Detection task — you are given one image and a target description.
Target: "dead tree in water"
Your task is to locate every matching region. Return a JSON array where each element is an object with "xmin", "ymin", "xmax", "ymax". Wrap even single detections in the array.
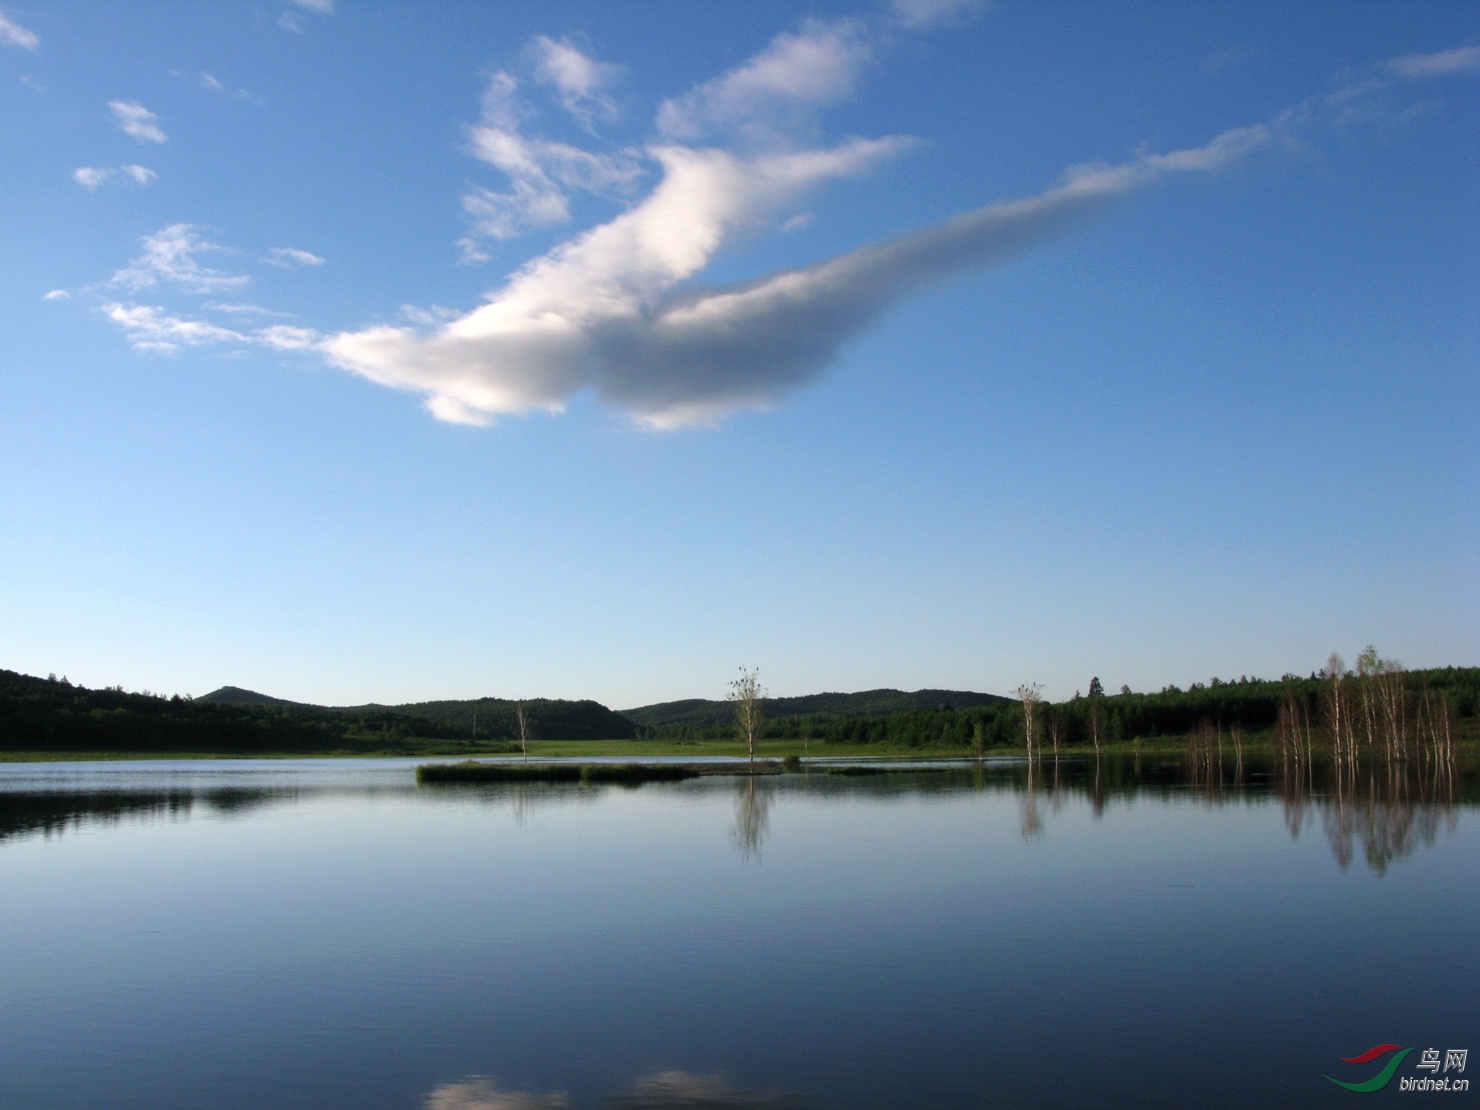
[
  {"xmin": 1013, "ymin": 683, "xmax": 1042, "ymax": 760},
  {"xmin": 515, "ymin": 702, "xmax": 534, "ymax": 760},
  {"xmin": 728, "ymin": 667, "xmax": 767, "ymax": 766},
  {"xmin": 1087, "ymin": 677, "xmax": 1105, "ymax": 758},
  {"xmin": 1322, "ymin": 653, "xmax": 1350, "ymax": 767}
]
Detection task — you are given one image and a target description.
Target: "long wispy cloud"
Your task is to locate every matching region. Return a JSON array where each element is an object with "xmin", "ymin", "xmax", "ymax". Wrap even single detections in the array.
[
  {"xmin": 91, "ymin": 20, "xmax": 1478, "ymax": 429},
  {"xmin": 325, "ymin": 125, "xmax": 1256, "ymax": 428},
  {"xmin": 0, "ymin": 11, "xmax": 39, "ymax": 50}
]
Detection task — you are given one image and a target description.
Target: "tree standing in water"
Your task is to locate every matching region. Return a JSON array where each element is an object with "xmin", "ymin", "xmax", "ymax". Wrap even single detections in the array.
[
  {"xmin": 515, "ymin": 702, "xmax": 533, "ymax": 760},
  {"xmin": 1087, "ymin": 677, "xmax": 1106, "ymax": 757},
  {"xmin": 728, "ymin": 667, "xmax": 767, "ymax": 766},
  {"xmin": 1013, "ymin": 683, "xmax": 1042, "ymax": 760}
]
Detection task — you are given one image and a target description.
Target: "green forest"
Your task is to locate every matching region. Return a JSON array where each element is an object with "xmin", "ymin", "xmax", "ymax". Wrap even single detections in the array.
[
  {"xmin": 0, "ymin": 671, "xmax": 631, "ymax": 754},
  {"xmin": 2, "ymin": 663, "xmax": 1476, "ymax": 757}
]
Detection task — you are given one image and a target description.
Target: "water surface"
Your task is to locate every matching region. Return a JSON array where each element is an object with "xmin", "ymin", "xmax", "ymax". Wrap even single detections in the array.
[{"xmin": 1, "ymin": 755, "xmax": 1474, "ymax": 1108}]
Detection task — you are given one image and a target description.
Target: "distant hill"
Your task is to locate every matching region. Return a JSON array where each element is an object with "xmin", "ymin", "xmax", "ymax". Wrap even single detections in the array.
[
  {"xmin": 0, "ymin": 669, "xmax": 451, "ymax": 753},
  {"xmin": 622, "ymin": 688, "xmax": 1012, "ymax": 729},
  {"xmin": 197, "ymin": 686, "xmax": 636, "ymax": 741},
  {"xmin": 197, "ymin": 686, "xmax": 307, "ymax": 708},
  {"xmin": 350, "ymin": 698, "xmax": 637, "ymax": 742}
]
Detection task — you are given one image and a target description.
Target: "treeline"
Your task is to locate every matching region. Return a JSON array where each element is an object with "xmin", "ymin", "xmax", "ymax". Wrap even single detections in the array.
[
  {"xmin": 0, "ymin": 670, "xmax": 465, "ymax": 753},
  {"xmin": 639, "ymin": 667, "xmax": 1480, "ymax": 750},
  {"xmin": 623, "ymin": 688, "xmax": 1009, "ymax": 730},
  {"xmin": 354, "ymin": 697, "xmax": 636, "ymax": 741}
]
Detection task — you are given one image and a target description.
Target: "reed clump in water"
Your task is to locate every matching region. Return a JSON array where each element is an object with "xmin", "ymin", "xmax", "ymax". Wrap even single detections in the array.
[{"xmin": 416, "ymin": 761, "xmax": 793, "ymax": 784}]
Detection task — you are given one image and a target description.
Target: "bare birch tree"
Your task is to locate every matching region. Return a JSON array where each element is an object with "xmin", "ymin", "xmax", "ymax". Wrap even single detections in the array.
[
  {"xmin": 515, "ymin": 701, "xmax": 533, "ymax": 760},
  {"xmin": 1013, "ymin": 683, "xmax": 1042, "ymax": 760},
  {"xmin": 728, "ymin": 667, "xmax": 767, "ymax": 766}
]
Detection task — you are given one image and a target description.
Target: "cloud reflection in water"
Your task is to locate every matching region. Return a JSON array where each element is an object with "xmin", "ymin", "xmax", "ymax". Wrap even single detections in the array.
[{"xmin": 424, "ymin": 1076, "xmax": 570, "ymax": 1110}]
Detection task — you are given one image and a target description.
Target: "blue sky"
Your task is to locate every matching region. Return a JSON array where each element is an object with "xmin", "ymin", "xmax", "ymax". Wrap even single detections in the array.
[{"xmin": 1, "ymin": 1, "xmax": 1475, "ymax": 708}]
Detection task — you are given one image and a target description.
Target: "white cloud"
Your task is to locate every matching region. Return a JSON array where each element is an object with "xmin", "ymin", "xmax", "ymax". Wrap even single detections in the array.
[
  {"xmin": 0, "ymin": 12, "xmax": 39, "ymax": 50},
  {"xmin": 889, "ymin": 0, "xmax": 987, "ymax": 31},
  {"xmin": 257, "ymin": 324, "xmax": 321, "ymax": 350},
  {"xmin": 109, "ymin": 100, "xmax": 166, "ymax": 143},
  {"xmin": 205, "ymin": 302, "xmax": 294, "ymax": 317},
  {"xmin": 75, "ymin": 164, "xmax": 156, "ymax": 188},
  {"xmin": 326, "ymin": 127, "xmax": 1263, "ymax": 429},
  {"xmin": 278, "ymin": 10, "xmax": 304, "ymax": 33},
  {"xmin": 1386, "ymin": 45, "xmax": 1480, "ymax": 78},
  {"xmin": 74, "ymin": 166, "xmax": 114, "ymax": 189},
  {"xmin": 103, "ymin": 303, "xmax": 247, "ymax": 352},
  {"xmin": 264, "ymin": 247, "xmax": 326, "ymax": 267},
  {"xmin": 459, "ymin": 70, "xmax": 645, "ymax": 254},
  {"xmin": 111, "ymin": 224, "xmax": 250, "ymax": 294},
  {"xmin": 44, "ymin": 289, "xmax": 70, "ymax": 301},
  {"xmin": 201, "ymin": 73, "xmax": 223, "ymax": 90},
  {"xmin": 530, "ymin": 35, "xmax": 621, "ymax": 128},
  {"xmin": 289, "ymin": 0, "xmax": 333, "ymax": 11},
  {"xmin": 657, "ymin": 18, "xmax": 874, "ymax": 141},
  {"xmin": 102, "ymin": 303, "xmax": 320, "ymax": 354}
]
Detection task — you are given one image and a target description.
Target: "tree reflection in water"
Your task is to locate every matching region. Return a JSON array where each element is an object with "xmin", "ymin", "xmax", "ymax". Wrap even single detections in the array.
[
  {"xmin": 1007, "ymin": 749, "xmax": 1469, "ymax": 872},
  {"xmin": 1273, "ymin": 751, "xmax": 1462, "ymax": 873},
  {"xmin": 730, "ymin": 776, "xmax": 770, "ymax": 862}
]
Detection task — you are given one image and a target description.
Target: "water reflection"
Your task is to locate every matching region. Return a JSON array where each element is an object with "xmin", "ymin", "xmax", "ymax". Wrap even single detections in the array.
[
  {"xmin": 1, "ymin": 756, "xmax": 1471, "ymax": 873},
  {"xmin": 730, "ymin": 777, "xmax": 771, "ymax": 862},
  {"xmin": 0, "ymin": 788, "xmax": 289, "ymax": 843},
  {"xmin": 607, "ymin": 1070, "xmax": 790, "ymax": 1108},
  {"xmin": 425, "ymin": 1077, "xmax": 569, "ymax": 1109},
  {"xmin": 425, "ymin": 1071, "xmax": 791, "ymax": 1110},
  {"xmin": 1006, "ymin": 752, "xmax": 1472, "ymax": 872}
]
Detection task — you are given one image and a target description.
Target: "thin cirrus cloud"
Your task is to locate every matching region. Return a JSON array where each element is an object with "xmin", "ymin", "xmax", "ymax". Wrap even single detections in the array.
[
  {"xmin": 655, "ymin": 17, "xmax": 875, "ymax": 141},
  {"xmin": 264, "ymin": 247, "xmax": 326, "ymax": 268},
  {"xmin": 279, "ymin": 0, "xmax": 331, "ymax": 35},
  {"xmin": 0, "ymin": 11, "xmax": 39, "ymax": 49},
  {"xmin": 96, "ymin": 226, "xmax": 322, "ymax": 353},
  {"xmin": 1385, "ymin": 44, "xmax": 1480, "ymax": 78},
  {"xmin": 74, "ymin": 164, "xmax": 156, "ymax": 189},
  {"xmin": 889, "ymin": 0, "xmax": 988, "ymax": 32},
  {"xmin": 530, "ymin": 34, "xmax": 622, "ymax": 129},
  {"xmin": 458, "ymin": 63, "xmax": 644, "ymax": 257},
  {"xmin": 102, "ymin": 302, "xmax": 317, "ymax": 354},
  {"xmin": 108, "ymin": 100, "xmax": 166, "ymax": 143},
  {"xmin": 110, "ymin": 225, "xmax": 249, "ymax": 294}
]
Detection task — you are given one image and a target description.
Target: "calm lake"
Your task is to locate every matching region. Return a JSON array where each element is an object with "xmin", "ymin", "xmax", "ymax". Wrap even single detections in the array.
[{"xmin": 1, "ymin": 755, "xmax": 1474, "ymax": 1108}]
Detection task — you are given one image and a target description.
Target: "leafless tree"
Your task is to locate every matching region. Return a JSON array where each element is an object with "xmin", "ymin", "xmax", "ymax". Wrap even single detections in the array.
[
  {"xmin": 728, "ymin": 667, "xmax": 767, "ymax": 766},
  {"xmin": 515, "ymin": 702, "xmax": 534, "ymax": 760},
  {"xmin": 1013, "ymin": 683, "xmax": 1042, "ymax": 760},
  {"xmin": 1088, "ymin": 697, "xmax": 1105, "ymax": 758},
  {"xmin": 1322, "ymin": 653, "xmax": 1349, "ymax": 766}
]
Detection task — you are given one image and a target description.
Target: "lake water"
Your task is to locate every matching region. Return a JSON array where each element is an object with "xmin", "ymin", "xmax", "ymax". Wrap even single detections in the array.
[{"xmin": 1, "ymin": 755, "xmax": 1474, "ymax": 1108}]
